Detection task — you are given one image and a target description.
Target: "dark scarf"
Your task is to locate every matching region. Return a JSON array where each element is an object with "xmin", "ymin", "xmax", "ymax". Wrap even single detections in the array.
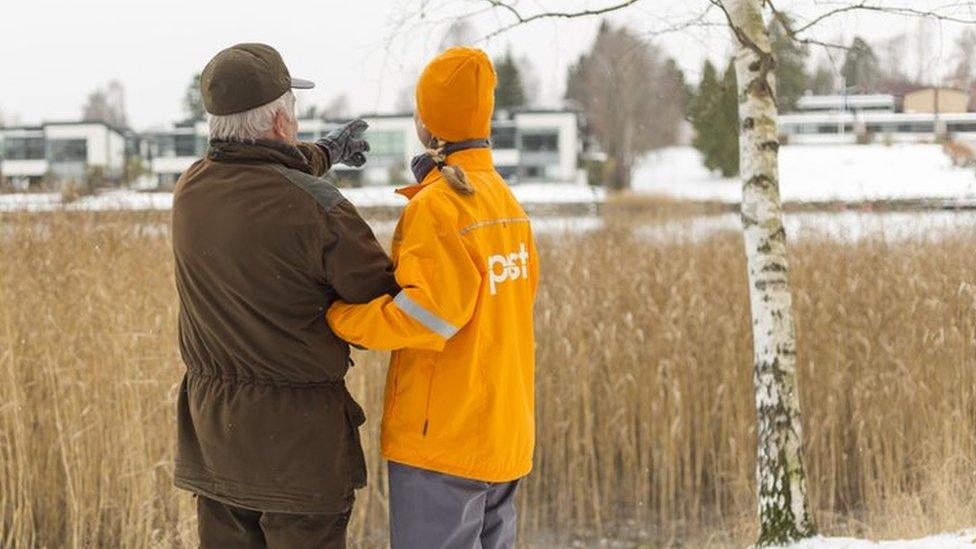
[{"xmin": 410, "ymin": 139, "xmax": 491, "ymax": 183}]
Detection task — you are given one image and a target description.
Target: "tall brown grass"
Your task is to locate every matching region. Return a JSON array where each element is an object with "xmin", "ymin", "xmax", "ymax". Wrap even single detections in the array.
[{"xmin": 1, "ymin": 210, "xmax": 974, "ymax": 547}]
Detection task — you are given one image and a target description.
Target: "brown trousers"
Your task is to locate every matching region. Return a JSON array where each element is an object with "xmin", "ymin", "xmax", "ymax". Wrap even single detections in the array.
[{"xmin": 197, "ymin": 495, "xmax": 351, "ymax": 549}]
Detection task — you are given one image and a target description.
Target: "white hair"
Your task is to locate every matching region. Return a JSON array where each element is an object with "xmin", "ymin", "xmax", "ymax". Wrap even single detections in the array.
[{"xmin": 208, "ymin": 90, "xmax": 296, "ymax": 141}]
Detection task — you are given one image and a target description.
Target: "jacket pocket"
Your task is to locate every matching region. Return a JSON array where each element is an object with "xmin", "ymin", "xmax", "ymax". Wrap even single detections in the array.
[
  {"xmin": 421, "ymin": 355, "xmax": 439, "ymax": 437},
  {"xmin": 341, "ymin": 387, "xmax": 367, "ymax": 490},
  {"xmin": 388, "ymin": 351, "xmax": 436, "ymax": 434}
]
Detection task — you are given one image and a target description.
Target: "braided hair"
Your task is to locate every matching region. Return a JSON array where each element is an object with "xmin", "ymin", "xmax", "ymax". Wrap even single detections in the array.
[{"xmin": 426, "ymin": 138, "xmax": 475, "ymax": 196}]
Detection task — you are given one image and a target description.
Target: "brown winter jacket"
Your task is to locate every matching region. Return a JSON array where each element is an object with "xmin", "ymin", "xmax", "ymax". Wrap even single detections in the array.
[{"xmin": 172, "ymin": 139, "xmax": 397, "ymax": 514}]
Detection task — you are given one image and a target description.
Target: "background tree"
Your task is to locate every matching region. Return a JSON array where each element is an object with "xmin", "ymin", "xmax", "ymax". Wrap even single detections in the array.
[
  {"xmin": 875, "ymin": 34, "xmax": 919, "ymax": 95},
  {"xmin": 322, "ymin": 95, "xmax": 351, "ymax": 119},
  {"xmin": 183, "ymin": 72, "xmax": 206, "ymax": 121},
  {"xmin": 914, "ymin": 18, "xmax": 937, "ymax": 85},
  {"xmin": 949, "ymin": 28, "xmax": 976, "ymax": 89},
  {"xmin": 440, "ymin": 19, "xmax": 476, "ymax": 48},
  {"xmin": 82, "ymin": 80, "xmax": 128, "ymax": 127},
  {"xmin": 809, "ymin": 62, "xmax": 836, "ymax": 95},
  {"xmin": 769, "ymin": 14, "xmax": 809, "ymax": 111},
  {"xmin": 841, "ymin": 37, "xmax": 881, "ymax": 93},
  {"xmin": 515, "ymin": 54, "xmax": 541, "ymax": 106},
  {"xmin": 566, "ymin": 21, "xmax": 683, "ymax": 190},
  {"xmin": 494, "ymin": 49, "xmax": 527, "ymax": 108},
  {"xmin": 688, "ymin": 60, "xmax": 739, "ymax": 177}
]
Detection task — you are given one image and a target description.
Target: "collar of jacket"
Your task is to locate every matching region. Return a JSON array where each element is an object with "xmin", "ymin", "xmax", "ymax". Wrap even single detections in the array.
[
  {"xmin": 207, "ymin": 138, "xmax": 314, "ymax": 174},
  {"xmin": 396, "ymin": 148, "xmax": 495, "ymax": 200}
]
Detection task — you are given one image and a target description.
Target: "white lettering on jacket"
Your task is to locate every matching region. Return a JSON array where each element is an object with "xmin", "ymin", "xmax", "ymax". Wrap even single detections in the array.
[{"xmin": 487, "ymin": 243, "xmax": 529, "ymax": 295}]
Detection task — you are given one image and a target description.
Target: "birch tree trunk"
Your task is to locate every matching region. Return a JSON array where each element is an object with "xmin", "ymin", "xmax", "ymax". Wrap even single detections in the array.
[{"xmin": 720, "ymin": 0, "xmax": 816, "ymax": 545}]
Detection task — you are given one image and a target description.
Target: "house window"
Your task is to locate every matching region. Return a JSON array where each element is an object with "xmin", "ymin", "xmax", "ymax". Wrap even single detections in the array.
[
  {"xmin": 495, "ymin": 165, "xmax": 517, "ymax": 181},
  {"xmin": 298, "ymin": 131, "xmax": 316, "ymax": 142},
  {"xmin": 48, "ymin": 139, "xmax": 88, "ymax": 162},
  {"xmin": 156, "ymin": 135, "xmax": 176, "ymax": 157},
  {"xmin": 520, "ymin": 130, "xmax": 559, "ymax": 152},
  {"xmin": 492, "ymin": 126, "xmax": 517, "ymax": 149},
  {"xmin": 897, "ymin": 122, "xmax": 933, "ymax": 133},
  {"xmin": 174, "ymin": 134, "xmax": 198, "ymax": 156},
  {"xmin": 4, "ymin": 137, "xmax": 46, "ymax": 160},
  {"xmin": 948, "ymin": 123, "xmax": 976, "ymax": 132},
  {"xmin": 365, "ymin": 130, "xmax": 405, "ymax": 157}
]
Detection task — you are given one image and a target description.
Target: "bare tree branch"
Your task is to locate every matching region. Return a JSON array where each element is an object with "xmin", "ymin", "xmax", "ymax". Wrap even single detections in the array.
[
  {"xmin": 480, "ymin": 0, "xmax": 644, "ymax": 39},
  {"xmin": 471, "ymin": 0, "xmax": 976, "ymax": 51},
  {"xmin": 790, "ymin": 1, "xmax": 976, "ymax": 36}
]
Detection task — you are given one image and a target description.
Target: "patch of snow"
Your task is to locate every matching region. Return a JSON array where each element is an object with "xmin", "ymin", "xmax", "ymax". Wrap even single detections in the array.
[
  {"xmin": 634, "ymin": 144, "xmax": 976, "ymax": 204},
  {"xmin": 777, "ymin": 529, "xmax": 976, "ymax": 548},
  {"xmin": 0, "ymin": 183, "xmax": 602, "ymax": 213},
  {"xmin": 340, "ymin": 183, "xmax": 604, "ymax": 209},
  {"xmin": 634, "ymin": 210, "xmax": 976, "ymax": 243},
  {"xmin": 0, "ymin": 192, "xmax": 62, "ymax": 212},
  {"xmin": 70, "ymin": 190, "xmax": 174, "ymax": 211}
]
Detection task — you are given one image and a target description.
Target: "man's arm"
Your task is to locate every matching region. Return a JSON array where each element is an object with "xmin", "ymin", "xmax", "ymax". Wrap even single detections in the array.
[
  {"xmin": 297, "ymin": 142, "xmax": 331, "ymax": 177},
  {"xmin": 322, "ymin": 200, "xmax": 399, "ymax": 303}
]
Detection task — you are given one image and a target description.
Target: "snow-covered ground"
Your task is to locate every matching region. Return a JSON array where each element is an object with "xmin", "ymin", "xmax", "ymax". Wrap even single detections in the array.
[
  {"xmin": 2, "ymin": 144, "xmax": 974, "ymax": 213},
  {"xmin": 778, "ymin": 529, "xmax": 976, "ymax": 549},
  {"xmin": 637, "ymin": 210, "xmax": 976, "ymax": 243},
  {"xmin": 0, "ymin": 183, "xmax": 603, "ymax": 213},
  {"xmin": 634, "ymin": 144, "xmax": 976, "ymax": 204}
]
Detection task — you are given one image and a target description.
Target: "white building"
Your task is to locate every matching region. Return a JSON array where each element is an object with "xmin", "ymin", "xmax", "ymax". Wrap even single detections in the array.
[
  {"xmin": 0, "ymin": 122, "xmax": 126, "ymax": 189},
  {"xmin": 146, "ymin": 108, "xmax": 585, "ymax": 188},
  {"xmin": 780, "ymin": 111, "xmax": 976, "ymax": 144},
  {"xmin": 795, "ymin": 94, "xmax": 897, "ymax": 113}
]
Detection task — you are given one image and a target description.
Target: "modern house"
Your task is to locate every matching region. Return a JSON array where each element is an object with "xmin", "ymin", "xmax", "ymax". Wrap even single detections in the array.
[
  {"xmin": 781, "ymin": 88, "xmax": 976, "ymax": 144},
  {"xmin": 145, "ymin": 108, "xmax": 586, "ymax": 188},
  {"xmin": 795, "ymin": 94, "xmax": 897, "ymax": 114},
  {"xmin": 0, "ymin": 121, "xmax": 126, "ymax": 189}
]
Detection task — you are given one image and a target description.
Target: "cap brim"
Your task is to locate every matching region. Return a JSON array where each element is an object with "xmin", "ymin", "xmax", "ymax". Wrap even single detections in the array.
[{"xmin": 291, "ymin": 77, "xmax": 315, "ymax": 89}]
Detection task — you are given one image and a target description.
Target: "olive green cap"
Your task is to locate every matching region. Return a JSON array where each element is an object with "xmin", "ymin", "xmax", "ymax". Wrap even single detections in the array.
[{"xmin": 201, "ymin": 43, "xmax": 314, "ymax": 115}]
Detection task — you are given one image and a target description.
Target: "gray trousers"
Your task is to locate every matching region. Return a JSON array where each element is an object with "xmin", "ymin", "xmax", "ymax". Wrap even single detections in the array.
[{"xmin": 388, "ymin": 461, "xmax": 520, "ymax": 549}]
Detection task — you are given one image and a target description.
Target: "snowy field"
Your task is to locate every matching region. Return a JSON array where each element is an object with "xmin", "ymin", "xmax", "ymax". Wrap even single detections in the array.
[
  {"xmin": 0, "ymin": 183, "xmax": 604, "ymax": 213},
  {"xmin": 778, "ymin": 529, "xmax": 976, "ymax": 549},
  {"xmin": 635, "ymin": 144, "xmax": 976, "ymax": 204},
  {"xmin": 2, "ymin": 144, "xmax": 974, "ymax": 214}
]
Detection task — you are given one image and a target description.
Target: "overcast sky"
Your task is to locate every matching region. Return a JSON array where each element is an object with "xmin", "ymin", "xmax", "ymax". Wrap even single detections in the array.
[{"xmin": 1, "ymin": 0, "xmax": 972, "ymax": 129}]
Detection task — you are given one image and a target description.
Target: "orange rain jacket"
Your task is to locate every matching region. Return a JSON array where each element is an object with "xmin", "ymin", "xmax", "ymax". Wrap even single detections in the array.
[{"xmin": 327, "ymin": 148, "xmax": 538, "ymax": 482}]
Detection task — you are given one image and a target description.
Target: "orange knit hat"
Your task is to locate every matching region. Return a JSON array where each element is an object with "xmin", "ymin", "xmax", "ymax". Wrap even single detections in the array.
[{"xmin": 416, "ymin": 47, "xmax": 497, "ymax": 142}]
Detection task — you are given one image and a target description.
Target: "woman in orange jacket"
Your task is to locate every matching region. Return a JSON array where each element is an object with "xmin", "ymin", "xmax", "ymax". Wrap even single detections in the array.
[{"xmin": 327, "ymin": 47, "xmax": 538, "ymax": 549}]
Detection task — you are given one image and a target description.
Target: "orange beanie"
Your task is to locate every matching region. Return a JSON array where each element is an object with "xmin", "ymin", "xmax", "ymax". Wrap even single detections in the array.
[{"xmin": 416, "ymin": 47, "xmax": 496, "ymax": 142}]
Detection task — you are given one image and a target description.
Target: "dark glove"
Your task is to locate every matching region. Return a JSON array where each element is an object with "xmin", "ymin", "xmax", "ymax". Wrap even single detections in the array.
[{"xmin": 317, "ymin": 119, "xmax": 370, "ymax": 168}]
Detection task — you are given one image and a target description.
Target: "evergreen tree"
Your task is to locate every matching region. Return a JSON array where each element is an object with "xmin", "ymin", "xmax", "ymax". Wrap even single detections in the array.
[
  {"xmin": 494, "ymin": 50, "xmax": 526, "ymax": 108},
  {"xmin": 769, "ymin": 16, "xmax": 809, "ymax": 111},
  {"xmin": 841, "ymin": 37, "xmax": 881, "ymax": 92},
  {"xmin": 809, "ymin": 63, "xmax": 836, "ymax": 95},
  {"xmin": 183, "ymin": 73, "xmax": 206, "ymax": 121},
  {"xmin": 689, "ymin": 60, "xmax": 739, "ymax": 177}
]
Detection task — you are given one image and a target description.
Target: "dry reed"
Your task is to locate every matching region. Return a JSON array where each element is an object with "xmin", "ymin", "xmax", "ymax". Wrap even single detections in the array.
[{"xmin": 1, "ymin": 210, "xmax": 974, "ymax": 548}]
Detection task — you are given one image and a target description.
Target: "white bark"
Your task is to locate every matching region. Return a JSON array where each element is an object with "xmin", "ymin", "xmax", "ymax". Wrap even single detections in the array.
[{"xmin": 720, "ymin": 0, "xmax": 815, "ymax": 545}]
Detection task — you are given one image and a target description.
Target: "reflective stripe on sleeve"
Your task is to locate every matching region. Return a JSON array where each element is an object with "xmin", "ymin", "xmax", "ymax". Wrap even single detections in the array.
[{"xmin": 393, "ymin": 291, "xmax": 460, "ymax": 339}]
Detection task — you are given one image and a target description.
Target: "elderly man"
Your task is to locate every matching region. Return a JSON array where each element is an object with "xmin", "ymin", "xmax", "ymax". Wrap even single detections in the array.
[{"xmin": 171, "ymin": 43, "xmax": 397, "ymax": 548}]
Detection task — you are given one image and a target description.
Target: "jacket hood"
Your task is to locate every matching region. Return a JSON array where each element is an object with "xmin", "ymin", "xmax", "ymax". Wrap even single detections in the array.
[{"xmin": 416, "ymin": 47, "xmax": 496, "ymax": 142}]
